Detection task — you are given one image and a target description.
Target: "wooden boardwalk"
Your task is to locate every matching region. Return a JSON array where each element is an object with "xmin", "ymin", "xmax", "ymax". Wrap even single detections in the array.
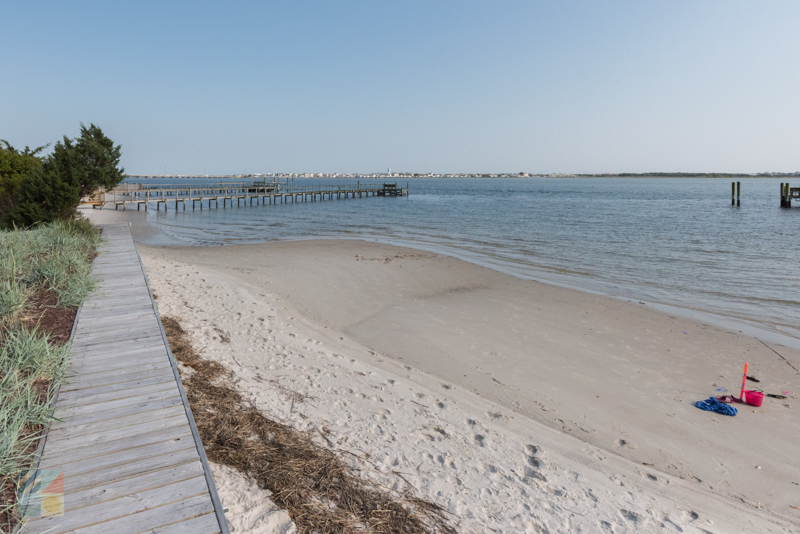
[{"xmin": 22, "ymin": 224, "xmax": 229, "ymax": 534}]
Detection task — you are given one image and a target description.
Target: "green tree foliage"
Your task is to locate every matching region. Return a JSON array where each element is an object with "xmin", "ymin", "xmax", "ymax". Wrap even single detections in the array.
[
  {"xmin": 4, "ymin": 141, "xmax": 82, "ymax": 227},
  {"xmin": 72, "ymin": 123, "xmax": 125, "ymax": 198},
  {"xmin": 2, "ymin": 124, "xmax": 124, "ymax": 227},
  {"xmin": 0, "ymin": 141, "xmax": 47, "ymax": 217}
]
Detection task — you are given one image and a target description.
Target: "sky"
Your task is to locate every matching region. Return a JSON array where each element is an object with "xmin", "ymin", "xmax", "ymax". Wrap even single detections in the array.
[{"xmin": 2, "ymin": 1, "xmax": 799, "ymax": 175}]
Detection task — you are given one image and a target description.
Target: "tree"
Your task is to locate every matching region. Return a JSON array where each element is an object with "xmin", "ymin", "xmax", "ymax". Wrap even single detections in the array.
[
  {"xmin": 3, "ymin": 140, "xmax": 82, "ymax": 227},
  {"xmin": 2, "ymin": 123, "xmax": 124, "ymax": 227},
  {"xmin": 72, "ymin": 123, "xmax": 125, "ymax": 198},
  {"xmin": 0, "ymin": 140, "xmax": 47, "ymax": 217}
]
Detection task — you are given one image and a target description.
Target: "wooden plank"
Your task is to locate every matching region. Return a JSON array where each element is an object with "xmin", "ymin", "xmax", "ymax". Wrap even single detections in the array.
[
  {"xmin": 57, "ymin": 374, "xmax": 177, "ymax": 401},
  {"xmin": 49, "ymin": 395, "xmax": 184, "ymax": 431},
  {"xmin": 52, "ymin": 389, "xmax": 181, "ymax": 421},
  {"xmin": 146, "ymin": 511, "xmax": 221, "ymax": 534},
  {"xmin": 70, "ymin": 348, "xmax": 169, "ymax": 374},
  {"xmin": 71, "ymin": 331, "xmax": 164, "ymax": 348},
  {"xmin": 56, "ymin": 380, "xmax": 178, "ymax": 409},
  {"xmin": 76, "ymin": 311, "xmax": 157, "ymax": 325},
  {"xmin": 70, "ymin": 326, "xmax": 163, "ymax": 342},
  {"xmin": 69, "ymin": 341, "xmax": 166, "ymax": 359},
  {"xmin": 65, "ymin": 461, "xmax": 207, "ymax": 510},
  {"xmin": 48, "ymin": 404, "xmax": 187, "ymax": 441},
  {"xmin": 38, "ymin": 438, "xmax": 196, "ymax": 480},
  {"xmin": 65, "ymin": 345, "xmax": 168, "ymax": 365},
  {"xmin": 43, "ymin": 414, "xmax": 189, "ymax": 458},
  {"xmin": 24, "ymin": 477, "xmax": 211, "ymax": 533},
  {"xmin": 69, "ymin": 342, "xmax": 167, "ymax": 359},
  {"xmin": 71, "ymin": 316, "xmax": 159, "ymax": 331},
  {"xmin": 79, "ymin": 299, "xmax": 154, "ymax": 311},
  {"xmin": 59, "ymin": 365, "xmax": 174, "ymax": 392},
  {"xmin": 68, "ymin": 352, "xmax": 171, "ymax": 375},
  {"xmin": 69, "ymin": 494, "xmax": 215, "ymax": 534},
  {"xmin": 66, "ymin": 342, "xmax": 167, "ymax": 361},
  {"xmin": 41, "ymin": 424, "xmax": 192, "ymax": 467}
]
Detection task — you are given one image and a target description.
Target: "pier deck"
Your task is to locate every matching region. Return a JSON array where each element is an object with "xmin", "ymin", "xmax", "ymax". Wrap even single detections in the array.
[
  {"xmin": 21, "ymin": 224, "xmax": 228, "ymax": 534},
  {"xmin": 98, "ymin": 182, "xmax": 408, "ymax": 211}
]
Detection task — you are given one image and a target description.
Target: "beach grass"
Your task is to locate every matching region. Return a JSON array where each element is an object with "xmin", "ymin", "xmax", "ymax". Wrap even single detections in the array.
[{"xmin": 0, "ymin": 218, "xmax": 101, "ymax": 531}]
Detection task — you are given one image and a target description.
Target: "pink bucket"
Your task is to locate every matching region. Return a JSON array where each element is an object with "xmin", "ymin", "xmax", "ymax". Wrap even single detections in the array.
[{"xmin": 744, "ymin": 390, "xmax": 764, "ymax": 407}]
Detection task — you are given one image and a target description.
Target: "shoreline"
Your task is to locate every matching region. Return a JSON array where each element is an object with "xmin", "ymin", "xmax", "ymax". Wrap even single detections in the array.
[{"xmin": 80, "ymin": 207, "xmax": 800, "ymax": 352}]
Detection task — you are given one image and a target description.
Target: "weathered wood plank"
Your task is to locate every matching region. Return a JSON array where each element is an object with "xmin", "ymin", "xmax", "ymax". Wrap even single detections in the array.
[
  {"xmin": 69, "ymin": 494, "xmax": 215, "ymax": 534},
  {"xmin": 145, "ymin": 511, "xmax": 221, "ymax": 534},
  {"xmin": 55, "ymin": 380, "xmax": 178, "ymax": 410},
  {"xmin": 52, "ymin": 389, "xmax": 181, "ymax": 421},
  {"xmin": 44, "ymin": 414, "xmax": 189, "ymax": 460},
  {"xmin": 68, "ymin": 353, "xmax": 172, "ymax": 375},
  {"xmin": 66, "ymin": 343, "xmax": 167, "ymax": 362},
  {"xmin": 71, "ymin": 331, "xmax": 164, "ymax": 348},
  {"xmin": 58, "ymin": 374, "xmax": 176, "ymax": 401},
  {"xmin": 24, "ymin": 477, "xmax": 211, "ymax": 533},
  {"xmin": 65, "ymin": 461, "xmax": 207, "ymax": 511},
  {"xmin": 41, "ymin": 425, "xmax": 192, "ymax": 467},
  {"xmin": 48, "ymin": 403, "xmax": 186, "ymax": 441},
  {"xmin": 65, "ymin": 345, "xmax": 168, "ymax": 366},
  {"xmin": 59, "ymin": 365, "xmax": 174, "ymax": 391},
  {"xmin": 38, "ymin": 438, "xmax": 197, "ymax": 481},
  {"xmin": 49, "ymin": 395, "xmax": 184, "ymax": 431}
]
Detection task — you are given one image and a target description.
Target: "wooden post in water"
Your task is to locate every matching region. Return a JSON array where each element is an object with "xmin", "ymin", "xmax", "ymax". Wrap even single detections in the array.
[
  {"xmin": 731, "ymin": 182, "xmax": 735, "ymax": 205},
  {"xmin": 781, "ymin": 183, "xmax": 786, "ymax": 208},
  {"xmin": 737, "ymin": 181, "xmax": 741, "ymax": 207}
]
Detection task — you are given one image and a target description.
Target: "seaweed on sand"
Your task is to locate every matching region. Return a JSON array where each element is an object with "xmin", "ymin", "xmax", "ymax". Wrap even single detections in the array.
[{"xmin": 161, "ymin": 316, "xmax": 457, "ymax": 534}]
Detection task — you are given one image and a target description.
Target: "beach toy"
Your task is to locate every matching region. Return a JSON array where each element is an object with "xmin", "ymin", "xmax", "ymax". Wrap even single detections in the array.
[
  {"xmin": 717, "ymin": 387, "xmax": 728, "ymax": 392},
  {"xmin": 744, "ymin": 390, "xmax": 764, "ymax": 407},
  {"xmin": 739, "ymin": 363, "xmax": 748, "ymax": 401},
  {"xmin": 696, "ymin": 397, "xmax": 737, "ymax": 416}
]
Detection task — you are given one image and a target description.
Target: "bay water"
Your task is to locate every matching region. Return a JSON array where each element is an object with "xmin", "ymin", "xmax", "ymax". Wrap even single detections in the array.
[{"xmin": 131, "ymin": 177, "xmax": 800, "ymax": 342}]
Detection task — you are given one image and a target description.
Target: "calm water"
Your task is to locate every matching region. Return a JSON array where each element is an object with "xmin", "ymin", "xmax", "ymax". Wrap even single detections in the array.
[{"xmin": 133, "ymin": 177, "xmax": 800, "ymax": 340}]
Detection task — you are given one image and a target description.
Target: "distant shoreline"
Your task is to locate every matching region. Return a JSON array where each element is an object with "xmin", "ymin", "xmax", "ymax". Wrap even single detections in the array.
[{"xmin": 123, "ymin": 172, "xmax": 800, "ymax": 180}]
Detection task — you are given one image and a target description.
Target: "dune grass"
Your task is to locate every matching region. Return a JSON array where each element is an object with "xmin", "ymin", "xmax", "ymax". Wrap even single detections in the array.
[{"xmin": 0, "ymin": 218, "xmax": 101, "ymax": 532}]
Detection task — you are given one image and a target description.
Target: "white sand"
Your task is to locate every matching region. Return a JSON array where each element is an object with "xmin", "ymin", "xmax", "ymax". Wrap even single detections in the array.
[
  {"xmin": 133, "ymin": 238, "xmax": 800, "ymax": 534},
  {"xmin": 210, "ymin": 463, "xmax": 296, "ymax": 534}
]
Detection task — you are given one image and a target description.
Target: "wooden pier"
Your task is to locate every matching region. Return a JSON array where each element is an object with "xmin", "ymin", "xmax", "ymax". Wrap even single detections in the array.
[
  {"xmin": 21, "ymin": 224, "xmax": 229, "ymax": 534},
  {"xmin": 780, "ymin": 182, "xmax": 799, "ymax": 208},
  {"xmin": 96, "ymin": 182, "xmax": 409, "ymax": 211}
]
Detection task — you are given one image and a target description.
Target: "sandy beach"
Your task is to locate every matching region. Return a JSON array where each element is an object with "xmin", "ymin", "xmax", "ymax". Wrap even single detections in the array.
[{"xmin": 126, "ymin": 234, "xmax": 797, "ymax": 533}]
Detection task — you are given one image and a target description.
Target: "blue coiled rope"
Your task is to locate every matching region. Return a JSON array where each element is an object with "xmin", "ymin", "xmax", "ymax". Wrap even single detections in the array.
[{"xmin": 695, "ymin": 397, "xmax": 737, "ymax": 416}]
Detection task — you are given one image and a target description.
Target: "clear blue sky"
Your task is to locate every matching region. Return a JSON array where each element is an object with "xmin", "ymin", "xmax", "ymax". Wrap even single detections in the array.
[{"xmin": 2, "ymin": 1, "xmax": 799, "ymax": 174}]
